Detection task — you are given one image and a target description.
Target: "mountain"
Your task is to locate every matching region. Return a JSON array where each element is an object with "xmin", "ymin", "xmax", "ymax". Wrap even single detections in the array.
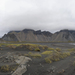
[
  {"xmin": 2, "ymin": 29, "xmax": 52, "ymax": 42},
  {"xmin": 51, "ymin": 29, "xmax": 75, "ymax": 42},
  {"xmin": 2, "ymin": 29, "xmax": 75, "ymax": 42}
]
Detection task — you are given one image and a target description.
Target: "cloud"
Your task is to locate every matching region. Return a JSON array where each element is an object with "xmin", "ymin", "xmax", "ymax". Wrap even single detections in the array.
[{"xmin": 0, "ymin": 0, "xmax": 75, "ymax": 37}]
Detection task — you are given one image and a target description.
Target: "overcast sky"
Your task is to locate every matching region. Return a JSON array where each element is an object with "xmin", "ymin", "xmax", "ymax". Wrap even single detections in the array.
[{"xmin": 0, "ymin": 0, "xmax": 75, "ymax": 37}]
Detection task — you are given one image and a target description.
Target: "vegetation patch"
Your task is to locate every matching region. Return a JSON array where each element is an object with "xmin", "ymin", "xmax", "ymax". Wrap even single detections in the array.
[
  {"xmin": 48, "ymin": 48, "xmax": 55, "ymax": 50},
  {"xmin": 55, "ymin": 48, "xmax": 61, "ymax": 52},
  {"xmin": 73, "ymin": 61, "xmax": 75, "ymax": 66},
  {"xmin": 25, "ymin": 52, "xmax": 42, "ymax": 58},
  {"xmin": 48, "ymin": 47, "xmax": 61, "ymax": 52},
  {"xmin": 45, "ymin": 52, "xmax": 70, "ymax": 63},
  {"xmin": 41, "ymin": 51, "xmax": 53, "ymax": 55},
  {"xmin": 14, "ymin": 44, "xmax": 49, "ymax": 51},
  {"xmin": 35, "ymin": 48, "xmax": 40, "ymax": 51},
  {"xmin": 45, "ymin": 57, "xmax": 52, "ymax": 63},
  {"xmin": 0, "ymin": 65, "xmax": 18, "ymax": 73},
  {"xmin": 68, "ymin": 48, "xmax": 75, "ymax": 52}
]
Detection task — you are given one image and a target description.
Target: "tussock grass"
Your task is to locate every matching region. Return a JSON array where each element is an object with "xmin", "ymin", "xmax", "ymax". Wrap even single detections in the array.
[
  {"xmin": 0, "ymin": 65, "xmax": 18, "ymax": 73},
  {"xmin": 45, "ymin": 52, "xmax": 70, "ymax": 63},
  {"xmin": 45, "ymin": 58, "xmax": 52, "ymax": 63},
  {"xmin": 73, "ymin": 61, "xmax": 75, "ymax": 66},
  {"xmin": 0, "ymin": 43, "xmax": 7, "ymax": 46},
  {"xmin": 55, "ymin": 48, "xmax": 61, "ymax": 52},
  {"xmin": 0, "ymin": 43, "xmax": 21, "ymax": 47},
  {"xmin": 41, "ymin": 51, "xmax": 52, "ymax": 55},
  {"xmin": 68, "ymin": 48, "xmax": 75, "ymax": 52},
  {"xmin": 15, "ymin": 44, "xmax": 49, "ymax": 51},
  {"xmin": 35, "ymin": 48, "xmax": 40, "ymax": 51},
  {"xmin": 48, "ymin": 48, "xmax": 55, "ymax": 50},
  {"xmin": 25, "ymin": 52, "xmax": 42, "ymax": 58}
]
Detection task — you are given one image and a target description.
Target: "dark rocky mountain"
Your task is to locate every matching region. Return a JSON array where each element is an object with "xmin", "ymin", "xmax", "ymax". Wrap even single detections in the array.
[
  {"xmin": 51, "ymin": 29, "xmax": 75, "ymax": 42},
  {"xmin": 2, "ymin": 29, "xmax": 52, "ymax": 42},
  {"xmin": 2, "ymin": 29, "xmax": 75, "ymax": 42}
]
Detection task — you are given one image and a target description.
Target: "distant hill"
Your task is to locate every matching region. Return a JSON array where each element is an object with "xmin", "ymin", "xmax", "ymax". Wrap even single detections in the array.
[{"xmin": 2, "ymin": 29, "xmax": 75, "ymax": 42}]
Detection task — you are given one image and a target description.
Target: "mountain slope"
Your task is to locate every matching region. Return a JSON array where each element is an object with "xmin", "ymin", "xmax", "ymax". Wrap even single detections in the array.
[
  {"xmin": 2, "ymin": 29, "xmax": 52, "ymax": 42},
  {"xmin": 51, "ymin": 30, "xmax": 75, "ymax": 42},
  {"xmin": 2, "ymin": 29, "xmax": 75, "ymax": 42}
]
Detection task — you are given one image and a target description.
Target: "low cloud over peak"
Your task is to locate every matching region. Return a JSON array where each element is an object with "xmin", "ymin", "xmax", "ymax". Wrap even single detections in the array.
[{"xmin": 0, "ymin": 0, "xmax": 75, "ymax": 37}]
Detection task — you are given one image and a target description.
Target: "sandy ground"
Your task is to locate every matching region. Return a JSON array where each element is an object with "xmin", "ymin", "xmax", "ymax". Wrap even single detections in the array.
[
  {"xmin": 0, "ymin": 43, "xmax": 75, "ymax": 75},
  {"xmin": 23, "ymin": 54, "xmax": 75, "ymax": 75},
  {"xmin": 22, "ymin": 43, "xmax": 75, "ymax": 75}
]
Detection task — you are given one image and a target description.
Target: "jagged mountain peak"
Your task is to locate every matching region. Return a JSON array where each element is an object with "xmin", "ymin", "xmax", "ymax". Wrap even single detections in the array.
[
  {"xmin": 2, "ymin": 29, "xmax": 52, "ymax": 42},
  {"xmin": 2, "ymin": 29, "xmax": 75, "ymax": 42}
]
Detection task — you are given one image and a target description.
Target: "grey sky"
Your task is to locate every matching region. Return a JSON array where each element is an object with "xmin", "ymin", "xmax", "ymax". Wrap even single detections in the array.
[{"xmin": 0, "ymin": 0, "xmax": 75, "ymax": 37}]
